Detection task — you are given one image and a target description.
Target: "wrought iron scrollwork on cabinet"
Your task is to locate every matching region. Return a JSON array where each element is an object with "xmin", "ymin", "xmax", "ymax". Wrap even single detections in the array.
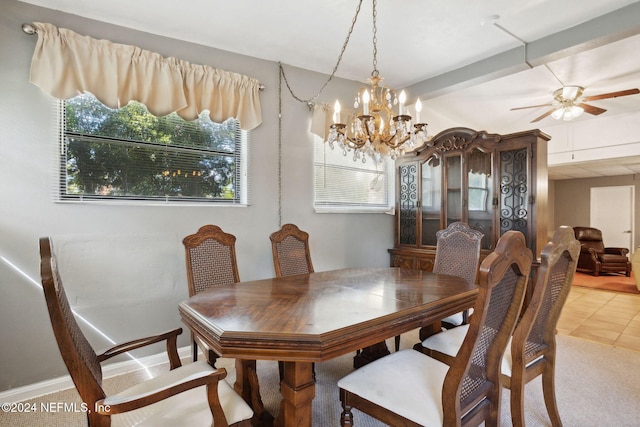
[
  {"xmin": 500, "ymin": 148, "xmax": 529, "ymax": 239},
  {"xmin": 391, "ymin": 127, "xmax": 550, "ymax": 269},
  {"xmin": 399, "ymin": 164, "xmax": 418, "ymax": 245}
]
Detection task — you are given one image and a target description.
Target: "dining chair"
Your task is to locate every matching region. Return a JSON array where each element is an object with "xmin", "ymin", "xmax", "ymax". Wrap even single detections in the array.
[
  {"xmin": 433, "ymin": 222, "xmax": 483, "ymax": 328},
  {"xmin": 183, "ymin": 224, "xmax": 240, "ymax": 365},
  {"xmin": 39, "ymin": 237, "xmax": 253, "ymax": 427},
  {"xmin": 269, "ymin": 223, "xmax": 316, "ymax": 381},
  {"xmin": 269, "ymin": 223, "xmax": 314, "ymax": 277},
  {"xmin": 338, "ymin": 231, "xmax": 532, "ymax": 427},
  {"xmin": 396, "ymin": 221, "xmax": 483, "ymax": 351},
  {"xmin": 421, "ymin": 225, "xmax": 580, "ymax": 427}
]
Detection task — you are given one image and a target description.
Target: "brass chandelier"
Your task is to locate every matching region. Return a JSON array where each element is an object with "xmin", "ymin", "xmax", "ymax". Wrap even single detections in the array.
[{"xmin": 327, "ymin": 0, "xmax": 427, "ymax": 163}]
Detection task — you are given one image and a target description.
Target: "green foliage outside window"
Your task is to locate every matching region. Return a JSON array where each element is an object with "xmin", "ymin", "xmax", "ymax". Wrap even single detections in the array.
[{"xmin": 61, "ymin": 93, "xmax": 242, "ymax": 202}]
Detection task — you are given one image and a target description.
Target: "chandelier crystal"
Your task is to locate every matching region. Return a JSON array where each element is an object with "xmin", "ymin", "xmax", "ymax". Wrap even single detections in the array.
[{"xmin": 326, "ymin": 0, "xmax": 427, "ymax": 163}]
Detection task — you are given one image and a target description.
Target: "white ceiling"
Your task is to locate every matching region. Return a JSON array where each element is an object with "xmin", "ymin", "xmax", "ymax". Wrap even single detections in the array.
[{"xmin": 18, "ymin": 0, "xmax": 640, "ymax": 179}]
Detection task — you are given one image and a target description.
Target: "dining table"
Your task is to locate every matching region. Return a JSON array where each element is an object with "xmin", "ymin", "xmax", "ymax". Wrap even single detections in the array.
[{"xmin": 178, "ymin": 267, "xmax": 477, "ymax": 427}]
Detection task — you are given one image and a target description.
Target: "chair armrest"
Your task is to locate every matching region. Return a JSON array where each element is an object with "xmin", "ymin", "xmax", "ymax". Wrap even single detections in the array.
[
  {"xmin": 97, "ymin": 328, "xmax": 182, "ymax": 369},
  {"xmin": 98, "ymin": 368, "xmax": 231, "ymax": 427},
  {"xmin": 580, "ymin": 247, "xmax": 599, "ymax": 258},
  {"xmin": 605, "ymin": 247, "xmax": 629, "ymax": 256}
]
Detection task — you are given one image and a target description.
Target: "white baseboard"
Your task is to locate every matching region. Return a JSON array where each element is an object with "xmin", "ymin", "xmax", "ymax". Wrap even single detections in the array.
[{"xmin": 0, "ymin": 346, "xmax": 192, "ymax": 404}]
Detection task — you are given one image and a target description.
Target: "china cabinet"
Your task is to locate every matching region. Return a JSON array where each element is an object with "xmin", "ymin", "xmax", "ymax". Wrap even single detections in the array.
[{"xmin": 389, "ymin": 127, "xmax": 550, "ymax": 270}]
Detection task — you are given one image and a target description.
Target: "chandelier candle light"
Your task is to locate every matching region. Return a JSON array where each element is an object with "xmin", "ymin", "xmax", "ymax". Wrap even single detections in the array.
[{"xmin": 326, "ymin": 0, "xmax": 427, "ymax": 163}]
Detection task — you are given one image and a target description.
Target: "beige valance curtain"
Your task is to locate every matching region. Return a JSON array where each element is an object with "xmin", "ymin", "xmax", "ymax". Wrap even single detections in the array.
[
  {"xmin": 467, "ymin": 149, "xmax": 492, "ymax": 176},
  {"xmin": 29, "ymin": 22, "xmax": 262, "ymax": 130},
  {"xmin": 310, "ymin": 103, "xmax": 333, "ymax": 140}
]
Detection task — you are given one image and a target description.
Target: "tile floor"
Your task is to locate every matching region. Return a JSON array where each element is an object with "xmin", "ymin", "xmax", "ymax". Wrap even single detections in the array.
[{"xmin": 557, "ymin": 286, "xmax": 640, "ymax": 352}]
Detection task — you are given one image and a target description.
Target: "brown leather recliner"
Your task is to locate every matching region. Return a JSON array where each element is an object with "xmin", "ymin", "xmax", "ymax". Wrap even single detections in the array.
[{"xmin": 573, "ymin": 226, "xmax": 631, "ymax": 276}]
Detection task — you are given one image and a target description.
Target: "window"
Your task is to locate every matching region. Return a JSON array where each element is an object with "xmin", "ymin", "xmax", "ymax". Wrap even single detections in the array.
[
  {"xmin": 313, "ymin": 136, "xmax": 393, "ymax": 213},
  {"xmin": 468, "ymin": 172, "xmax": 490, "ymax": 211},
  {"xmin": 59, "ymin": 93, "xmax": 246, "ymax": 204},
  {"xmin": 422, "ymin": 156, "xmax": 442, "ymax": 210}
]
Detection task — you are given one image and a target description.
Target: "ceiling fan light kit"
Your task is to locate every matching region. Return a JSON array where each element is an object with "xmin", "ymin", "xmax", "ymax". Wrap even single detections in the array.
[
  {"xmin": 550, "ymin": 104, "xmax": 584, "ymax": 121},
  {"xmin": 550, "ymin": 86, "xmax": 585, "ymax": 121},
  {"xmin": 512, "ymin": 84, "xmax": 640, "ymax": 123},
  {"xmin": 511, "ymin": 85, "xmax": 640, "ymax": 123}
]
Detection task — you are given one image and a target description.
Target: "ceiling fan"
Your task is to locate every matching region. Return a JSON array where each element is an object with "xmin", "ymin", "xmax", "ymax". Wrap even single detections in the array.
[{"xmin": 511, "ymin": 85, "xmax": 640, "ymax": 123}]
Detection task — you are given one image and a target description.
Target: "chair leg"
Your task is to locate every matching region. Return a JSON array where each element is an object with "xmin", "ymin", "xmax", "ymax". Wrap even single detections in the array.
[
  {"xmin": 207, "ymin": 349, "xmax": 218, "ymax": 368},
  {"xmin": 192, "ymin": 330, "xmax": 218, "ymax": 367},
  {"xmin": 541, "ymin": 359, "xmax": 563, "ymax": 427},
  {"xmin": 247, "ymin": 366, "xmax": 270, "ymax": 425},
  {"xmin": 394, "ymin": 335, "xmax": 400, "ymax": 352},
  {"xmin": 192, "ymin": 340, "xmax": 198, "ymax": 362},
  {"xmin": 509, "ymin": 374, "xmax": 526, "ymax": 427},
  {"xmin": 340, "ymin": 403, "xmax": 354, "ymax": 427}
]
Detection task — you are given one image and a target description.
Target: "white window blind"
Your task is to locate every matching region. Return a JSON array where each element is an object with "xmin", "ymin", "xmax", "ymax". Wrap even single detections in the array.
[
  {"xmin": 313, "ymin": 136, "xmax": 393, "ymax": 213},
  {"xmin": 58, "ymin": 93, "xmax": 247, "ymax": 204}
]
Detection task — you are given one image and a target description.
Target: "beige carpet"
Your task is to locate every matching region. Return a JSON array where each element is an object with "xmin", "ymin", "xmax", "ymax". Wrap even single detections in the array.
[{"xmin": 2, "ymin": 330, "xmax": 640, "ymax": 426}]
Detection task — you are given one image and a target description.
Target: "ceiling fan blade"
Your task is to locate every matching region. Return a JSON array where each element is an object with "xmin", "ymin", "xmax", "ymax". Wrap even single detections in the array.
[
  {"xmin": 531, "ymin": 109, "xmax": 554, "ymax": 123},
  {"xmin": 582, "ymin": 88, "xmax": 639, "ymax": 102},
  {"xmin": 510, "ymin": 103, "xmax": 552, "ymax": 111},
  {"xmin": 577, "ymin": 103, "xmax": 607, "ymax": 116}
]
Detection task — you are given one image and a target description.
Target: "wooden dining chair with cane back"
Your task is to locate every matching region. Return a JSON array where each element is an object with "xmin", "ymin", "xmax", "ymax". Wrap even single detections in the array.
[
  {"xmin": 183, "ymin": 225, "xmax": 240, "ymax": 366},
  {"xmin": 337, "ymin": 230, "xmax": 532, "ymax": 427},
  {"xmin": 269, "ymin": 223, "xmax": 314, "ymax": 277},
  {"xmin": 39, "ymin": 236, "xmax": 253, "ymax": 427},
  {"xmin": 421, "ymin": 226, "xmax": 580, "ymax": 427},
  {"xmin": 269, "ymin": 223, "xmax": 316, "ymax": 381},
  {"xmin": 399, "ymin": 221, "xmax": 483, "ymax": 351}
]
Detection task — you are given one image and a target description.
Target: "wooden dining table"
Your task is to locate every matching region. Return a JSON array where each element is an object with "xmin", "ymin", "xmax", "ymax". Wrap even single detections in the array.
[{"xmin": 178, "ymin": 267, "xmax": 477, "ymax": 427}]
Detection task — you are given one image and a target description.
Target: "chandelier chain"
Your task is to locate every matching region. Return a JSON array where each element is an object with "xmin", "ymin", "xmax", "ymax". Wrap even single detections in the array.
[
  {"xmin": 280, "ymin": 0, "xmax": 364, "ymax": 105},
  {"xmin": 371, "ymin": 0, "xmax": 378, "ymax": 76}
]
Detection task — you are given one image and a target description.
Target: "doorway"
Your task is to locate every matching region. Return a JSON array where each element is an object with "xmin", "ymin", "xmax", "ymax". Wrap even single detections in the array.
[{"xmin": 590, "ymin": 185, "xmax": 635, "ymax": 252}]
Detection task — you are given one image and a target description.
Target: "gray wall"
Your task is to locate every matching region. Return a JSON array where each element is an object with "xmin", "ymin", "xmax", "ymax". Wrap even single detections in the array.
[
  {"xmin": 2, "ymin": 0, "xmax": 637, "ymax": 394},
  {"xmin": 553, "ymin": 174, "xmax": 640, "ymax": 250},
  {"xmin": 0, "ymin": 0, "xmax": 394, "ymax": 391}
]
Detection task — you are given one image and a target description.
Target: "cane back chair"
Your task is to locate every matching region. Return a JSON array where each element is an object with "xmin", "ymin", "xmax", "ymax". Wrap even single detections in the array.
[
  {"xmin": 399, "ymin": 221, "xmax": 482, "ymax": 351},
  {"xmin": 39, "ymin": 237, "xmax": 253, "ymax": 427},
  {"xmin": 338, "ymin": 231, "xmax": 532, "ymax": 427},
  {"xmin": 183, "ymin": 225, "xmax": 240, "ymax": 364},
  {"xmin": 421, "ymin": 226, "xmax": 580, "ymax": 427},
  {"xmin": 269, "ymin": 223, "xmax": 314, "ymax": 277},
  {"xmin": 269, "ymin": 223, "xmax": 316, "ymax": 381}
]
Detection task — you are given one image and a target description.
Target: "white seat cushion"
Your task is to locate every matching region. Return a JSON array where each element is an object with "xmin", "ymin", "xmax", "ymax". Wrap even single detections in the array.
[
  {"xmin": 338, "ymin": 349, "xmax": 449, "ymax": 426},
  {"xmin": 441, "ymin": 308, "xmax": 474, "ymax": 327},
  {"xmin": 441, "ymin": 312, "xmax": 464, "ymax": 326},
  {"xmin": 106, "ymin": 361, "xmax": 253, "ymax": 426},
  {"xmin": 422, "ymin": 324, "xmax": 469, "ymax": 357},
  {"xmin": 422, "ymin": 324, "xmax": 515, "ymax": 376}
]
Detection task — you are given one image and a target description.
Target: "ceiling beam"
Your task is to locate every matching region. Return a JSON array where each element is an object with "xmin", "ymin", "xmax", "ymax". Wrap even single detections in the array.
[{"xmin": 404, "ymin": 2, "xmax": 640, "ymax": 100}]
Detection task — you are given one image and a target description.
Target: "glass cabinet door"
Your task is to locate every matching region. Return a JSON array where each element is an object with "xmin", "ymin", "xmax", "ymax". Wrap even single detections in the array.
[
  {"xmin": 467, "ymin": 148, "xmax": 494, "ymax": 250},
  {"xmin": 421, "ymin": 156, "xmax": 441, "ymax": 246},
  {"xmin": 398, "ymin": 163, "xmax": 418, "ymax": 245},
  {"xmin": 445, "ymin": 155, "xmax": 462, "ymax": 226}
]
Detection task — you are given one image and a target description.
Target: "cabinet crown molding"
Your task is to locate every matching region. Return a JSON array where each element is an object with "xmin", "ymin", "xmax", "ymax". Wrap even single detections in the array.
[{"xmin": 415, "ymin": 127, "xmax": 502, "ymax": 155}]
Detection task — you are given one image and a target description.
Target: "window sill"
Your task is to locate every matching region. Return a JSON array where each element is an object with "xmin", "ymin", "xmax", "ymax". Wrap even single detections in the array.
[
  {"xmin": 54, "ymin": 198, "xmax": 248, "ymax": 207},
  {"xmin": 314, "ymin": 206, "xmax": 395, "ymax": 215}
]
